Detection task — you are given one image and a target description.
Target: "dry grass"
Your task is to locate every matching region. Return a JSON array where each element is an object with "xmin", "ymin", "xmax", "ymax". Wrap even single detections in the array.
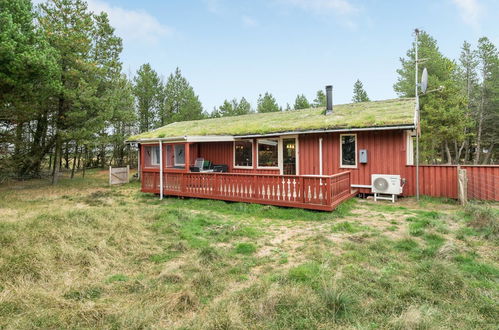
[{"xmin": 0, "ymin": 170, "xmax": 497, "ymax": 329}]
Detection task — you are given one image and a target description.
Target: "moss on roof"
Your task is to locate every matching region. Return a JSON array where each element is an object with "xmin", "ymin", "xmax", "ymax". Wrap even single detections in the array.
[{"xmin": 128, "ymin": 98, "xmax": 415, "ymax": 141}]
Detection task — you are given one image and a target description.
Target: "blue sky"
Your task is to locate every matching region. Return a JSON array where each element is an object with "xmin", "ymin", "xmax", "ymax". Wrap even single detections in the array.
[{"xmin": 79, "ymin": 0, "xmax": 498, "ymax": 112}]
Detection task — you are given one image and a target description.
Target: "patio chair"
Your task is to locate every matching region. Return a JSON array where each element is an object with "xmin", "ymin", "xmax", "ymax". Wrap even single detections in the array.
[{"xmin": 189, "ymin": 158, "xmax": 204, "ymax": 172}]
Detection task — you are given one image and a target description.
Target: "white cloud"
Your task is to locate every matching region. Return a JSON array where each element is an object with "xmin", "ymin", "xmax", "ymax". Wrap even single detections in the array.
[
  {"xmin": 203, "ymin": 0, "xmax": 223, "ymax": 14},
  {"xmin": 242, "ymin": 15, "xmax": 258, "ymax": 27},
  {"xmin": 451, "ymin": 0, "xmax": 483, "ymax": 27},
  {"xmin": 33, "ymin": 0, "xmax": 172, "ymax": 45},
  {"xmin": 281, "ymin": 0, "xmax": 358, "ymax": 16},
  {"xmin": 87, "ymin": 0, "xmax": 172, "ymax": 44}
]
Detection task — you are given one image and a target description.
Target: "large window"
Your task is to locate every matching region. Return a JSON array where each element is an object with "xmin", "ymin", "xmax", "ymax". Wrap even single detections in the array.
[
  {"xmin": 174, "ymin": 144, "xmax": 185, "ymax": 166},
  {"xmin": 258, "ymin": 139, "xmax": 279, "ymax": 167},
  {"xmin": 146, "ymin": 145, "xmax": 160, "ymax": 166},
  {"xmin": 340, "ymin": 134, "xmax": 357, "ymax": 168},
  {"xmin": 234, "ymin": 140, "xmax": 253, "ymax": 167}
]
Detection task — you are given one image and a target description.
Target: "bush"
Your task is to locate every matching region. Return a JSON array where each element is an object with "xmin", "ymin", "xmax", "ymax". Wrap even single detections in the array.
[{"xmin": 464, "ymin": 203, "xmax": 498, "ymax": 239}]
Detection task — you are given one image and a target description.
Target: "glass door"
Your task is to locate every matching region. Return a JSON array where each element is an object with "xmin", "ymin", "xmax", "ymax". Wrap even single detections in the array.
[{"xmin": 283, "ymin": 138, "xmax": 297, "ymax": 175}]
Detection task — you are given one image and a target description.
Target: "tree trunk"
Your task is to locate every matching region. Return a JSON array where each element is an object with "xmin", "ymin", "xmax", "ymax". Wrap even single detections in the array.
[
  {"xmin": 474, "ymin": 73, "xmax": 487, "ymax": 165},
  {"xmin": 444, "ymin": 141, "xmax": 452, "ymax": 164},
  {"xmin": 14, "ymin": 122, "xmax": 24, "ymax": 178},
  {"xmin": 64, "ymin": 142, "xmax": 70, "ymax": 169},
  {"xmin": 51, "ymin": 137, "xmax": 61, "ymax": 184},
  {"xmin": 82, "ymin": 146, "xmax": 88, "ymax": 178},
  {"xmin": 70, "ymin": 143, "xmax": 79, "ymax": 179},
  {"xmin": 76, "ymin": 146, "xmax": 82, "ymax": 169},
  {"xmin": 482, "ymin": 142, "xmax": 495, "ymax": 164}
]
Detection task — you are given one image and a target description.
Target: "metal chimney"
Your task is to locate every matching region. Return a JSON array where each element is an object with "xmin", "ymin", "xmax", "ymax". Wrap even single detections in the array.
[{"xmin": 325, "ymin": 85, "xmax": 333, "ymax": 115}]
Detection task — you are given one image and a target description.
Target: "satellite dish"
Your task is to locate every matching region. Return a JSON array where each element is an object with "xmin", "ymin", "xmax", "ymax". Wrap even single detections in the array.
[{"xmin": 420, "ymin": 67, "xmax": 428, "ymax": 94}]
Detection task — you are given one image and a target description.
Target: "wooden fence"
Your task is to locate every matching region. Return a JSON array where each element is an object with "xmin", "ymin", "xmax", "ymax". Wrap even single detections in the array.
[
  {"xmin": 109, "ymin": 166, "xmax": 129, "ymax": 185},
  {"xmin": 142, "ymin": 170, "xmax": 353, "ymax": 211},
  {"xmin": 404, "ymin": 165, "xmax": 499, "ymax": 201}
]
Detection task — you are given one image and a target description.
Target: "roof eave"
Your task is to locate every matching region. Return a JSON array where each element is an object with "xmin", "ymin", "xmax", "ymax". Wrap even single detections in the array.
[{"xmin": 234, "ymin": 124, "xmax": 416, "ymax": 138}]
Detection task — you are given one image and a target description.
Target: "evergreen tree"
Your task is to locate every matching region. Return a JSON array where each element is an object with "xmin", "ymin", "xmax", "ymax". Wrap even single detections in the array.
[
  {"xmin": 394, "ymin": 31, "xmax": 470, "ymax": 164},
  {"xmin": 312, "ymin": 90, "xmax": 326, "ymax": 107},
  {"xmin": 456, "ymin": 41, "xmax": 479, "ymax": 162},
  {"xmin": 162, "ymin": 67, "xmax": 204, "ymax": 124},
  {"xmin": 0, "ymin": 0, "xmax": 57, "ymax": 177},
  {"xmin": 293, "ymin": 94, "xmax": 310, "ymax": 109},
  {"xmin": 39, "ymin": 0, "xmax": 102, "ymax": 183},
  {"xmin": 212, "ymin": 97, "xmax": 252, "ymax": 117},
  {"xmin": 474, "ymin": 37, "xmax": 498, "ymax": 164},
  {"xmin": 257, "ymin": 92, "xmax": 279, "ymax": 113},
  {"xmin": 352, "ymin": 79, "xmax": 370, "ymax": 102},
  {"xmin": 133, "ymin": 63, "xmax": 160, "ymax": 132}
]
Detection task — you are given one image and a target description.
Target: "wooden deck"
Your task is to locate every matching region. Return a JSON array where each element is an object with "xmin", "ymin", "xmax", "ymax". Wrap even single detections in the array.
[{"xmin": 141, "ymin": 170, "xmax": 354, "ymax": 211}]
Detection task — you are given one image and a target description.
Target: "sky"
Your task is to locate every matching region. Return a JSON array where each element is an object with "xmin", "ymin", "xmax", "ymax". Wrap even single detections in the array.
[{"xmin": 52, "ymin": 0, "xmax": 499, "ymax": 112}]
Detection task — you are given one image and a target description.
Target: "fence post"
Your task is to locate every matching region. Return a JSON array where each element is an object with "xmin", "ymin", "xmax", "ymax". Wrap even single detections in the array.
[
  {"xmin": 127, "ymin": 165, "xmax": 130, "ymax": 183},
  {"xmin": 457, "ymin": 166, "xmax": 467, "ymax": 205},
  {"xmin": 109, "ymin": 166, "xmax": 111, "ymax": 185}
]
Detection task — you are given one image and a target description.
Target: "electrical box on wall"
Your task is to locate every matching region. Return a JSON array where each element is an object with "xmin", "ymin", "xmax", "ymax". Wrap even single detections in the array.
[{"xmin": 359, "ymin": 149, "xmax": 368, "ymax": 164}]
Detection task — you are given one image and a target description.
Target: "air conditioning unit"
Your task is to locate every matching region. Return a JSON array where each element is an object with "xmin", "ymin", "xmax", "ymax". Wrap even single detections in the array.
[{"xmin": 371, "ymin": 174, "xmax": 403, "ymax": 202}]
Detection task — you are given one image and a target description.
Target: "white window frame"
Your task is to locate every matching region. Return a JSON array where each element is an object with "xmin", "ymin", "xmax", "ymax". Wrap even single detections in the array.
[
  {"xmin": 257, "ymin": 138, "xmax": 281, "ymax": 170},
  {"xmin": 406, "ymin": 130, "xmax": 415, "ymax": 165},
  {"xmin": 149, "ymin": 145, "xmax": 160, "ymax": 166},
  {"xmin": 281, "ymin": 135, "xmax": 299, "ymax": 175},
  {"xmin": 340, "ymin": 134, "xmax": 357, "ymax": 169},
  {"xmin": 174, "ymin": 144, "xmax": 185, "ymax": 166},
  {"xmin": 233, "ymin": 139, "xmax": 254, "ymax": 169}
]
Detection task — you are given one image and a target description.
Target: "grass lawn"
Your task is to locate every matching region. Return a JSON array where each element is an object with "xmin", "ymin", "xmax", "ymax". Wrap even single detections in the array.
[{"xmin": 0, "ymin": 170, "xmax": 497, "ymax": 329}]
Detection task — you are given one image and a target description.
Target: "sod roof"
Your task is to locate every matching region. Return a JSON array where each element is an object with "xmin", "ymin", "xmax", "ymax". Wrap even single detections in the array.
[{"xmin": 128, "ymin": 98, "xmax": 415, "ymax": 141}]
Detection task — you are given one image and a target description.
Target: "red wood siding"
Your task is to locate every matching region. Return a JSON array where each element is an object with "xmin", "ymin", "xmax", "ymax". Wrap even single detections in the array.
[
  {"xmin": 139, "ymin": 134, "xmax": 499, "ymax": 201},
  {"xmin": 299, "ymin": 130, "xmax": 407, "ymax": 189},
  {"xmin": 405, "ymin": 165, "xmax": 499, "ymax": 200}
]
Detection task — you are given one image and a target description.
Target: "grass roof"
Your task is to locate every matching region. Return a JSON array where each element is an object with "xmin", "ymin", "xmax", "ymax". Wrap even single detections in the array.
[{"xmin": 128, "ymin": 98, "xmax": 415, "ymax": 141}]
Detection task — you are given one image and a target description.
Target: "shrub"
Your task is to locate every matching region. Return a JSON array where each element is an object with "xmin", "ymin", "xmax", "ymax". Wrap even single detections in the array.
[{"xmin": 464, "ymin": 203, "xmax": 498, "ymax": 239}]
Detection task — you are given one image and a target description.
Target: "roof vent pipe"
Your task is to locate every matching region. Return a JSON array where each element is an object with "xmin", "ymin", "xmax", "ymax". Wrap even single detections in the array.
[{"xmin": 325, "ymin": 85, "xmax": 333, "ymax": 115}]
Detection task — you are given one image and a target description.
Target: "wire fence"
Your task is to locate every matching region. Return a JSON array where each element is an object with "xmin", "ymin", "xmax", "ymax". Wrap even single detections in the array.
[{"xmin": 467, "ymin": 173, "xmax": 499, "ymax": 201}]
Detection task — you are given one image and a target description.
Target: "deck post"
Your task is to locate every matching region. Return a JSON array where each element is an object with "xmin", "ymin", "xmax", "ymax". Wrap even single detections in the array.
[
  {"xmin": 137, "ymin": 145, "xmax": 141, "ymax": 180},
  {"xmin": 159, "ymin": 141, "xmax": 163, "ymax": 200},
  {"xmin": 325, "ymin": 176, "xmax": 332, "ymax": 206},
  {"xmin": 185, "ymin": 142, "xmax": 190, "ymax": 173}
]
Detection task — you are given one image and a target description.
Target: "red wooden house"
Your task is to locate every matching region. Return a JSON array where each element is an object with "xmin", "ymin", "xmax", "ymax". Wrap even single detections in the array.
[{"xmin": 128, "ymin": 87, "xmax": 416, "ymax": 210}]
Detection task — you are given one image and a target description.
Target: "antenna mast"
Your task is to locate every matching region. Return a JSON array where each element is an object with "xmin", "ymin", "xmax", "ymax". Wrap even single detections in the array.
[{"xmin": 415, "ymin": 28, "xmax": 420, "ymax": 201}]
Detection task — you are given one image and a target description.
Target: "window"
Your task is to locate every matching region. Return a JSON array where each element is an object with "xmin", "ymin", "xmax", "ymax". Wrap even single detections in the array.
[
  {"xmin": 234, "ymin": 140, "xmax": 253, "ymax": 167},
  {"xmin": 258, "ymin": 139, "xmax": 279, "ymax": 167},
  {"xmin": 146, "ymin": 145, "xmax": 160, "ymax": 166},
  {"xmin": 340, "ymin": 134, "xmax": 357, "ymax": 167},
  {"xmin": 174, "ymin": 144, "xmax": 185, "ymax": 166},
  {"xmin": 406, "ymin": 130, "xmax": 415, "ymax": 165}
]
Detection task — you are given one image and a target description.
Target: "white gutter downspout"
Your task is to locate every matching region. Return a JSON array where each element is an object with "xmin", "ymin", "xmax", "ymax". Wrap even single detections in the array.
[
  {"xmin": 319, "ymin": 138, "xmax": 323, "ymax": 176},
  {"xmin": 137, "ymin": 146, "xmax": 140, "ymax": 180},
  {"xmin": 159, "ymin": 140, "xmax": 163, "ymax": 200}
]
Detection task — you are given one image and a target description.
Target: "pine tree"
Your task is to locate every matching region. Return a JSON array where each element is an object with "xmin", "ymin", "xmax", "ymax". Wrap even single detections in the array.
[
  {"xmin": 456, "ymin": 41, "xmax": 479, "ymax": 162},
  {"xmin": 293, "ymin": 94, "xmax": 310, "ymax": 109},
  {"xmin": 39, "ymin": 0, "xmax": 100, "ymax": 183},
  {"xmin": 133, "ymin": 63, "xmax": 161, "ymax": 132},
  {"xmin": 474, "ymin": 37, "xmax": 498, "ymax": 164},
  {"xmin": 312, "ymin": 90, "xmax": 326, "ymax": 107},
  {"xmin": 394, "ymin": 31, "xmax": 470, "ymax": 163},
  {"xmin": 0, "ymin": 0, "xmax": 57, "ymax": 177},
  {"xmin": 257, "ymin": 92, "xmax": 279, "ymax": 113},
  {"xmin": 352, "ymin": 79, "xmax": 370, "ymax": 102},
  {"xmin": 162, "ymin": 67, "xmax": 204, "ymax": 124}
]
